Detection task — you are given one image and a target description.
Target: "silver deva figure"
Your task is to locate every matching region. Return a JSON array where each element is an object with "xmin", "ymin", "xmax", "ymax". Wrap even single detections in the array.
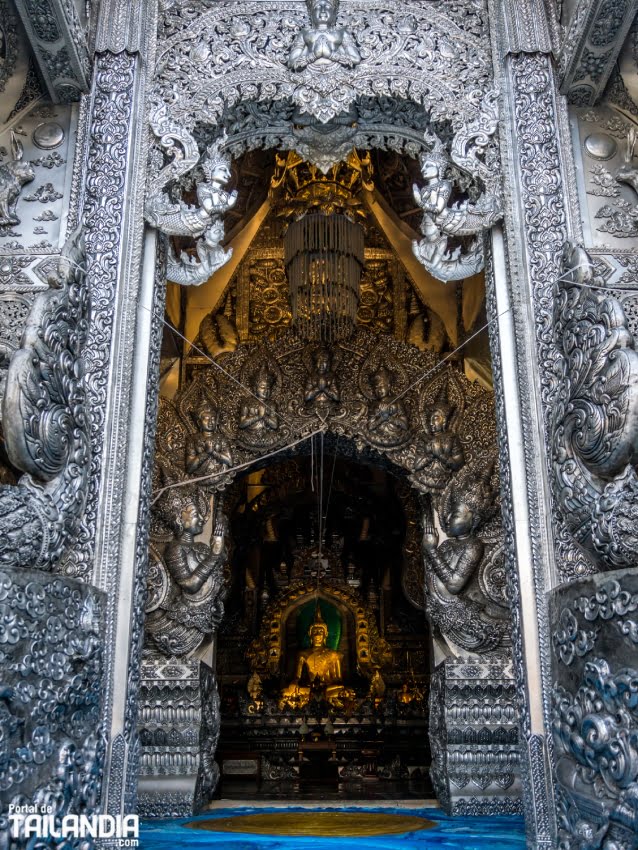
[
  {"xmin": 146, "ymin": 487, "xmax": 227, "ymax": 657},
  {"xmin": 288, "ymin": 0, "xmax": 361, "ymax": 71},
  {"xmin": 185, "ymin": 400, "xmax": 232, "ymax": 479},
  {"xmin": 304, "ymin": 344, "xmax": 340, "ymax": 409},
  {"xmin": 366, "ymin": 365, "xmax": 410, "ymax": 447},
  {"xmin": 422, "ymin": 461, "xmax": 508, "ymax": 653},
  {"xmin": 239, "ymin": 364, "xmax": 279, "ymax": 437}
]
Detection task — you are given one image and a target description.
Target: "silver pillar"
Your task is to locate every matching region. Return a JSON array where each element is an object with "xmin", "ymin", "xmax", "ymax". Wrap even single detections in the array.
[{"xmin": 73, "ymin": 0, "xmax": 163, "ymax": 817}]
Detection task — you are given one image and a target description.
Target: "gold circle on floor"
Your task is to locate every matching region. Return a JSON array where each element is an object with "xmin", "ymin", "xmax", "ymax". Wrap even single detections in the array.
[{"xmin": 186, "ymin": 812, "xmax": 436, "ymax": 837}]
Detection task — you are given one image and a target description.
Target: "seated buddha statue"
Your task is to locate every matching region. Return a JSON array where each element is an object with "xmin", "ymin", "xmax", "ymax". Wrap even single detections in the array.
[{"xmin": 279, "ymin": 605, "xmax": 355, "ymax": 709}]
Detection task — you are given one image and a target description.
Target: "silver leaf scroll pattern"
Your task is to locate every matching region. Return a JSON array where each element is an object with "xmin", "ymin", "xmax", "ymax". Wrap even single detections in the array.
[
  {"xmin": 154, "ymin": 0, "xmax": 491, "ymax": 133},
  {"xmin": 552, "ymin": 607, "xmax": 598, "ymax": 667},
  {"xmin": 0, "ymin": 571, "xmax": 105, "ymax": 826},
  {"xmin": 0, "ymin": 229, "xmax": 91, "ymax": 569},
  {"xmin": 574, "ymin": 579, "xmax": 638, "ymax": 649},
  {"xmin": 553, "ymin": 657, "xmax": 638, "ymax": 850},
  {"xmin": 552, "ymin": 242, "xmax": 638, "ymax": 570}
]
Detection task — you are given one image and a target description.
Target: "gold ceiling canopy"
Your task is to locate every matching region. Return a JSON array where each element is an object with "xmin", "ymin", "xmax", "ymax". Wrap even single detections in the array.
[{"xmin": 270, "ymin": 149, "xmax": 374, "ymax": 223}]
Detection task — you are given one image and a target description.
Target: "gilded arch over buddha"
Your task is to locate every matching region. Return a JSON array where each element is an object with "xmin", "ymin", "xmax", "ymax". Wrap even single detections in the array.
[{"xmin": 246, "ymin": 579, "xmax": 392, "ymax": 683}]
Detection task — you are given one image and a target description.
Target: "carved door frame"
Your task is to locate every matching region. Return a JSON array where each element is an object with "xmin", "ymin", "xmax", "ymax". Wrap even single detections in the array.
[{"xmin": 72, "ymin": 3, "xmax": 593, "ymax": 848}]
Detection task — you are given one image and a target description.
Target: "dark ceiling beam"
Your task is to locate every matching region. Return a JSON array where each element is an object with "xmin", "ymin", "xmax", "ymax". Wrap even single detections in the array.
[
  {"xmin": 558, "ymin": 0, "xmax": 638, "ymax": 105},
  {"xmin": 13, "ymin": 0, "xmax": 90, "ymax": 103}
]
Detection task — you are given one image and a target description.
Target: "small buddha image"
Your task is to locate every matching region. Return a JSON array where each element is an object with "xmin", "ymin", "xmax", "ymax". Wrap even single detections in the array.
[
  {"xmin": 185, "ymin": 400, "xmax": 232, "ymax": 478},
  {"xmin": 397, "ymin": 681, "xmax": 424, "ymax": 706},
  {"xmin": 366, "ymin": 366, "xmax": 410, "ymax": 447},
  {"xmin": 287, "ymin": 0, "xmax": 361, "ymax": 71},
  {"xmin": 397, "ymin": 683, "xmax": 413, "ymax": 705},
  {"xmin": 247, "ymin": 670, "xmax": 263, "ymax": 703},
  {"xmin": 304, "ymin": 344, "xmax": 340, "ymax": 410},
  {"xmin": 279, "ymin": 604, "xmax": 355, "ymax": 709},
  {"xmin": 239, "ymin": 363, "xmax": 279, "ymax": 440},
  {"xmin": 413, "ymin": 383, "xmax": 465, "ymax": 488},
  {"xmin": 368, "ymin": 668, "xmax": 386, "ymax": 706}
]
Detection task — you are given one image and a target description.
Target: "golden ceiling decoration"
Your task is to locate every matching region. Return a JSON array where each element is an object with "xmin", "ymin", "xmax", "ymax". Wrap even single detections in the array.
[{"xmin": 269, "ymin": 149, "xmax": 374, "ymax": 223}]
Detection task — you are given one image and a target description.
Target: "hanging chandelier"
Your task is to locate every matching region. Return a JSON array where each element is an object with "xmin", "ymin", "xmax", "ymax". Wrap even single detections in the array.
[
  {"xmin": 284, "ymin": 213, "xmax": 364, "ymax": 342},
  {"xmin": 271, "ymin": 150, "xmax": 372, "ymax": 342}
]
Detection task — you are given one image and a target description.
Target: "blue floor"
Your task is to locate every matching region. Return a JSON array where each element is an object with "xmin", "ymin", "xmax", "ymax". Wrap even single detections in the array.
[{"xmin": 139, "ymin": 806, "xmax": 526, "ymax": 850}]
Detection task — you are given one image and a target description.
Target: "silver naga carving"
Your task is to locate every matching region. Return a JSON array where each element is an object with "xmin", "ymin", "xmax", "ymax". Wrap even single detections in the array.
[
  {"xmin": 0, "ymin": 131, "xmax": 35, "ymax": 228},
  {"xmin": 553, "ymin": 243, "xmax": 638, "ymax": 570},
  {"xmin": 145, "ymin": 102, "xmax": 236, "ymax": 286},
  {"xmin": 421, "ymin": 459, "xmax": 510, "ymax": 653},
  {"xmin": 145, "ymin": 488, "xmax": 227, "ymax": 657},
  {"xmin": 412, "ymin": 91, "xmax": 502, "ymax": 282},
  {"xmin": 0, "ymin": 230, "xmax": 91, "ymax": 569}
]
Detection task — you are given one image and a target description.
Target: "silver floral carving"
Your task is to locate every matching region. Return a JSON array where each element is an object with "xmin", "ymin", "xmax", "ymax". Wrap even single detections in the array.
[
  {"xmin": 0, "ymin": 0, "xmax": 19, "ymax": 95},
  {"xmin": 0, "ymin": 567, "xmax": 105, "ymax": 822},
  {"xmin": 137, "ymin": 655, "xmax": 221, "ymax": 814},
  {"xmin": 0, "ymin": 230, "xmax": 90, "ymax": 569},
  {"xmin": 553, "ymin": 243, "xmax": 638, "ymax": 570},
  {"xmin": 68, "ymin": 51, "xmax": 137, "ymax": 584},
  {"xmin": 12, "ymin": 0, "xmax": 90, "ymax": 103},
  {"xmin": 412, "ymin": 91, "xmax": 502, "ymax": 282},
  {"xmin": 574, "ymin": 579, "xmax": 638, "ymax": 621},
  {"xmin": 559, "ymin": 0, "xmax": 635, "ymax": 106},
  {"xmin": 155, "ymin": 0, "xmax": 491, "ymax": 133},
  {"xmin": 552, "ymin": 608, "xmax": 598, "ymax": 666},
  {"xmin": 553, "ymin": 657, "xmax": 638, "ymax": 849},
  {"xmin": 429, "ymin": 657, "xmax": 521, "ymax": 814}
]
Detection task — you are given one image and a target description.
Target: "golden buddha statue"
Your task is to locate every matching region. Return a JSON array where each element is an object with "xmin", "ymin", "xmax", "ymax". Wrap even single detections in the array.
[{"xmin": 279, "ymin": 605, "xmax": 355, "ymax": 709}]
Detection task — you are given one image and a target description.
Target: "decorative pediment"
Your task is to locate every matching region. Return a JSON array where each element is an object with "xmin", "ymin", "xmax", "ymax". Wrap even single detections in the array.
[{"xmin": 155, "ymin": 0, "xmax": 492, "ymax": 135}]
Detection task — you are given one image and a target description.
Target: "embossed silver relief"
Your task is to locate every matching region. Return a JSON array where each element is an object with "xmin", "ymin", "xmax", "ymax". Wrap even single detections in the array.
[
  {"xmin": 594, "ymin": 129, "xmax": 638, "ymax": 238},
  {"xmin": 0, "ymin": 132, "xmax": 35, "ymax": 228},
  {"xmin": 559, "ymin": 0, "xmax": 636, "ymax": 106},
  {"xmin": 154, "ymin": 0, "xmax": 492, "ymax": 137},
  {"xmin": 0, "ymin": 0, "xmax": 19, "ymax": 95},
  {"xmin": 145, "ymin": 490, "xmax": 227, "ymax": 657},
  {"xmin": 553, "ymin": 243, "xmax": 638, "ymax": 570},
  {"xmin": 146, "ymin": 104, "xmax": 236, "ymax": 286},
  {"xmin": 0, "ymin": 230, "xmax": 90, "ymax": 569},
  {"xmin": 12, "ymin": 0, "xmax": 90, "ymax": 103},
  {"xmin": 429, "ymin": 657, "xmax": 521, "ymax": 815},
  {"xmin": 551, "ymin": 572, "xmax": 638, "ymax": 850},
  {"xmin": 0, "ymin": 569, "xmax": 105, "ymax": 832},
  {"xmin": 411, "ymin": 92, "xmax": 502, "ymax": 282},
  {"xmin": 421, "ymin": 460, "xmax": 510, "ymax": 654}
]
